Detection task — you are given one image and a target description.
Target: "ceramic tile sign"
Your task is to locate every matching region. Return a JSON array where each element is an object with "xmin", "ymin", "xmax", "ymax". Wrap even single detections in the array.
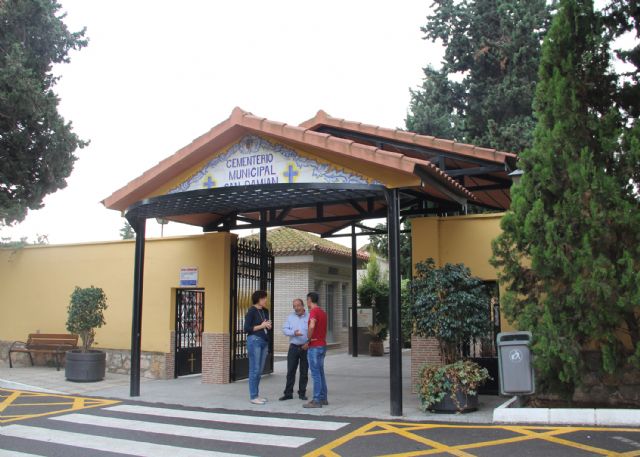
[
  {"xmin": 169, "ymin": 134, "xmax": 373, "ymax": 194},
  {"xmin": 179, "ymin": 267, "xmax": 198, "ymax": 287}
]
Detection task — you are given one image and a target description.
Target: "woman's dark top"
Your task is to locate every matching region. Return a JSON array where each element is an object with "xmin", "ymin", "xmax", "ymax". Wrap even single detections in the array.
[{"xmin": 244, "ymin": 306, "xmax": 270, "ymax": 342}]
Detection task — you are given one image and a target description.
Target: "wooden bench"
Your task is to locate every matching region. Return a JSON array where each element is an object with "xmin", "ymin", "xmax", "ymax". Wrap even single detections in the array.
[{"xmin": 9, "ymin": 334, "xmax": 79, "ymax": 371}]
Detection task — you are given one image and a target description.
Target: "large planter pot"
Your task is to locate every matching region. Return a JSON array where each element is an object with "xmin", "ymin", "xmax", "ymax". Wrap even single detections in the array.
[
  {"xmin": 430, "ymin": 388, "xmax": 478, "ymax": 413},
  {"xmin": 65, "ymin": 350, "xmax": 106, "ymax": 382},
  {"xmin": 369, "ymin": 340, "xmax": 384, "ymax": 357}
]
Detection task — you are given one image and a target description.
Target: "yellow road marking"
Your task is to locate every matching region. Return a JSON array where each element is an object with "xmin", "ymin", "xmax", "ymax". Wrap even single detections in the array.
[
  {"xmin": 379, "ymin": 422, "xmax": 476, "ymax": 457},
  {"xmin": 306, "ymin": 420, "xmax": 640, "ymax": 457},
  {"xmin": 5, "ymin": 402, "xmax": 85, "ymax": 407},
  {"xmin": 620, "ymin": 451, "xmax": 640, "ymax": 457},
  {"xmin": 0, "ymin": 389, "xmax": 119, "ymax": 424},
  {"xmin": 0, "ymin": 391, "xmax": 21, "ymax": 413},
  {"xmin": 72, "ymin": 396, "xmax": 85, "ymax": 410},
  {"xmin": 304, "ymin": 421, "xmax": 383, "ymax": 457},
  {"xmin": 503, "ymin": 426, "xmax": 621, "ymax": 456}
]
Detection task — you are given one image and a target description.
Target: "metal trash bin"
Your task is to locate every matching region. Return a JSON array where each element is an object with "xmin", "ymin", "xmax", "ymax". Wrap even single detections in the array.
[{"xmin": 497, "ymin": 331, "xmax": 535, "ymax": 395}]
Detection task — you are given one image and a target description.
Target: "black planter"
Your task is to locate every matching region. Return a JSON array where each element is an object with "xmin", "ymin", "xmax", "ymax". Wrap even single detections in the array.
[
  {"xmin": 65, "ymin": 350, "xmax": 106, "ymax": 382},
  {"xmin": 430, "ymin": 389, "xmax": 478, "ymax": 413}
]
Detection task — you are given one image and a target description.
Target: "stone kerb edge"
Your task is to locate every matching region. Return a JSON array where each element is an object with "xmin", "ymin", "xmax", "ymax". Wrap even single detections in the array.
[{"xmin": 493, "ymin": 395, "xmax": 640, "ymax": 426}]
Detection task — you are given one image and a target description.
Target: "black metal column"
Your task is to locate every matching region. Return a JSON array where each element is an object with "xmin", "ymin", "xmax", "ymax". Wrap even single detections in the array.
[
  {"xmin": 351, "ymin": 223, "xmax": 358, "ymax": 357},
  {"xmin": 130, "ymin": 218, "xmax": 146, "ymax": 397},
  {"xmin": 386, "ymin": 188, "xmax": 403, "ymax": 416},
  {"xmin": 259, "ymin": 210, "xmax": 268, "ymax": 291}
]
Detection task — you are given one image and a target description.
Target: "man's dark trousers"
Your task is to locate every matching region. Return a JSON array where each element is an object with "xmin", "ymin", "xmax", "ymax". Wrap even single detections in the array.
[{"xmin": 284, "ymin": 343, "xmax": 308, "ymax": 397}]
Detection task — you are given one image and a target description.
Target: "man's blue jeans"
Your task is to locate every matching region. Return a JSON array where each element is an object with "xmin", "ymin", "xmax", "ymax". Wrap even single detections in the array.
[
  {"xmin": 307, "ymin": 346, "xmax": 327, "ymax": 402},
  {"xmin": 247, "ymin": 334, "xmax": 269, "ymax": 399}
]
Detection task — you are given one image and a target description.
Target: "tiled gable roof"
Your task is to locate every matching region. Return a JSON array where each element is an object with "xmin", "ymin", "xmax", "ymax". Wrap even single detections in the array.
[
  {"xmin": 103, "ymin": 107, "xmax": 474, "ymax": 212},
  {"xmin": 245, "ymin": 227, "xmax": 369, "ymax": 261},
  {"xmin": 299, "ymin": 109, "xmax": 517, "ymax": 164}
]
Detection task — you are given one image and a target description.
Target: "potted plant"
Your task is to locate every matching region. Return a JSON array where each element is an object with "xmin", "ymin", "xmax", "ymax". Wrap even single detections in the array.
[
  {"xmin": 65, "ymin": 286, "xmax": 108, "ymax": 382},
  {"xmin": 411, "ymin": 258, "xmax": 491, "ymax": 413},
  {"xmin": 367, "ymin": 323, "xmax": 386, "ymax": 356}
]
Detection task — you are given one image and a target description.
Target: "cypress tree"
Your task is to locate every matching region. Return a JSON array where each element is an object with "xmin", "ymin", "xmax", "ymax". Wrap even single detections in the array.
[
  {"xmin": 492, "ymin": 0, "xmax": 640, "ymax": 396},
  {"xmin": 406, "ymin": 0, "xmax": 550, "ymax": 152},
  {"xmin": 0, "ymin": 0, "xmax": 88, "ymax": 226}
]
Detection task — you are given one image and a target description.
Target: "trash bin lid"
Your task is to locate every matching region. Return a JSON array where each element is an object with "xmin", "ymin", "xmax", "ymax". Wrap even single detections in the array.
[{"xmin": 497, "ymin": 331, "xmax": 532, "ymax": 344}]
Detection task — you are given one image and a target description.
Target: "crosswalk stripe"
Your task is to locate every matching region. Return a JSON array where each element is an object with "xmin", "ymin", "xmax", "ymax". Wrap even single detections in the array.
[
  {"xmin": 104, "ymin": 404, "xmax": 349, "ymax": 430},
  {"xmin": 0, "ymin": 450, "xmax": 44, "ymax": 457},
  {"xmin": 51, "ymin": 413, "xmax": 314, "ymax": 448},
  {"xmin": 0, "ymin": 424, "xmax": 255, "ymax": 457}
]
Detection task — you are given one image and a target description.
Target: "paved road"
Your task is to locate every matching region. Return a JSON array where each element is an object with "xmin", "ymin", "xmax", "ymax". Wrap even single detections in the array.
[{"xmin": 1, "ymin": 389, "xmax": 640, "ymax": 456}]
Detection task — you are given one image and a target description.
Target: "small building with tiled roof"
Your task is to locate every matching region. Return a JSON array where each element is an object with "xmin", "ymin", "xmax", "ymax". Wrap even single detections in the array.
[
  {"xmin": 246, "ymin": 227, "xmax": 369, "ymax": 353},
  {"xmin": 247, "ymin": 226, "xmax": 369, "ymax": 260}
]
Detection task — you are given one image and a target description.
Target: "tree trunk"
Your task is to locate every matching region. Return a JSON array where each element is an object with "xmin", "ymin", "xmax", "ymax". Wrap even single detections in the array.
[{"xmin": 624, "ymin": 312, "xmax": 640, "ymax": 350}]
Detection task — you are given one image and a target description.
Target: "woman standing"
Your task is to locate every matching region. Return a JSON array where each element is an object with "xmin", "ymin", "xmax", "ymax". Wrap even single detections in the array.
[{"xmin": 244, "ymin": 290, "xmax": 272, "ymax": 404}]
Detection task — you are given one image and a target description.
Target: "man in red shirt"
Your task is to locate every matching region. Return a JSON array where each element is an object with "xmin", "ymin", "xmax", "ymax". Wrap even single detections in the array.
[{"xmin": 302, "ymin": 291, "xmax": 328, "ymax": 408}]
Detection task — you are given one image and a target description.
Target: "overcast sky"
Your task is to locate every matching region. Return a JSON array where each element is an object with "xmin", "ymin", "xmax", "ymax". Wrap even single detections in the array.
[{"xmin": 1, "ymin": 0, "xmax": 442, "ymax": 245}]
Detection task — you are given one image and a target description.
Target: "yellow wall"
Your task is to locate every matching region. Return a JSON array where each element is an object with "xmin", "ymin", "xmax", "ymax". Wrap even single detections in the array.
[
  {"xmin": 411, "ymin": 213, "xmax": 515, "ymax": 331},
  {"xmin": 0, "ymin": 232, "xmax": 234, "ymax": 353}
]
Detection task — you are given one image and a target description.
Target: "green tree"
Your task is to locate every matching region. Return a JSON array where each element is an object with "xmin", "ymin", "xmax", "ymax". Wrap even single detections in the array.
[
  {"xmin": 66, "ymin": 286, "xmax": 108, "ymax": 352},
  {"xmin": 604, "ymin": 0, "xmax": 640, "ymax": 120},
  {"xmin": 406, "ymin": 0, "xmax": 550, "ymax": 152},
  {"xmin": 367, "ymin": 219, "xmax": 412, "ymax": 280},
  {"xmin": 120, "ymin": 221, "xmax": 135, "ymax": 240},
  {"xmin": 0, "ymin": 233, "xmax": 48, "ymax": 247},
  {"xmin": 358, "ymin": 254, "xmax": 390, "ymax": 339},
  {"xmin": 492, "ymin": 0, "xmax": 640, "ymax": 396},
  {"xmin": 0, "ymin": 0, "xmax": 88, "ymax": 226},
  {"xmin": 406, "ymin": 66, "xmax": 462, "ymax": 141}
]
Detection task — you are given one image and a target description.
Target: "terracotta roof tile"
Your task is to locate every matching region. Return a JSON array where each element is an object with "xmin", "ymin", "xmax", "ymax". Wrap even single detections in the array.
[
  {"xmin": 281, "ymin": 124, "xmax": 305, "ymax": 142},
  {"xmin": 299, "ymin": 111, "xmax": 517, "ymax": 162},
  {"xmin": 394, "ymin": 130, "xmax": 417, "ymax": 143},
  {"xmin": 245, "ymin": 227, "xmax": 369, "ymax": 261}
]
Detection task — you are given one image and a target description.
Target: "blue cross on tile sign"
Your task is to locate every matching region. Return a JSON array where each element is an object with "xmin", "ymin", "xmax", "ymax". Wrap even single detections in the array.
[
  {"xmin": 202, "ymin": 175, "xmax": 216, "ymax": 189},
  {"xmin": 283, "ymin": 163, "xmax": 299, "ymax": 183}
]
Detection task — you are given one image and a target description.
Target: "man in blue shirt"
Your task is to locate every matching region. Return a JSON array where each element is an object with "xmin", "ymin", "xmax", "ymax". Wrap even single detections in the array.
[{"xmin": 279, "ymin": 298, "xmax": 309, "ymax": 401}]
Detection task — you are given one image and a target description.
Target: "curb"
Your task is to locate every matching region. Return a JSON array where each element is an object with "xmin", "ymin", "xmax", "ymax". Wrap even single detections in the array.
[
  {"xmin": 493, "ymin": 395, "xmax": 640, "ymax": 426},
  {"xmin": 0, "ymin": 378, "xmax": 63, "ymax": 394}
]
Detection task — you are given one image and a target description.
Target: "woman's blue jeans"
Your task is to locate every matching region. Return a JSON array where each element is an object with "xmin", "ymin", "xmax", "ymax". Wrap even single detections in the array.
[
  {"xmin": 247, "ymin": 334, "xmax": 269, "ymax": 399},
  {"xmin": 307, "ymin": 346, "xmax": 327, "ymax": 402}
]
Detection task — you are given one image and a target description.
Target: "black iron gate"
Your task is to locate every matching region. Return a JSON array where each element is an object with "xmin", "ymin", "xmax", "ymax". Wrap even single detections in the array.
[
  {"xmin": 230, "ymin": 238, "xmax": 274, "ymax": 382},
  {"xmin": 175, "ymin": 288, "xmax": 204, "ymax": 377}
]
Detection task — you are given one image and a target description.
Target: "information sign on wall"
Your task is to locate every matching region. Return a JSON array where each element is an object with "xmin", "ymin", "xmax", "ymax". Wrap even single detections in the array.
[
  {"xmin": 179, "ymin": 267, "xmax": 198, "ymax": 287},
  {"xmin": 348, "ymin": 308, "xmax": 373, "ymax": 328}
]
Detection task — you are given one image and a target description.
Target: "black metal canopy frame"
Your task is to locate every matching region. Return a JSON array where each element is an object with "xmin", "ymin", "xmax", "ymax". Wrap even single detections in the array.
[
  {"xmin": 126, "ymin": 182, "xmax": 467, "ymax": 417},
  {"xmin": 125, "ymin": 183, "xmax": 385, "ymax": 224}
]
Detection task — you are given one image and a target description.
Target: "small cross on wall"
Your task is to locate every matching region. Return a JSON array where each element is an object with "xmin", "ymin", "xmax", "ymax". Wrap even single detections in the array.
[
  {"xmin": 283, "ymin": 164, "xmax": 299, "ymax": 183},
  {"xmin": 203, "ymin": 175, "xmax": 216, "ymax": 189}
]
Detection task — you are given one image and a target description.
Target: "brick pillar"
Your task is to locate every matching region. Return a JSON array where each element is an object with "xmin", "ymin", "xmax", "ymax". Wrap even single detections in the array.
[
  {"xmin": 165, "ymin": 331, "xmax": 175, "ymax": 379},
  {"xmin": 202, "ymin": 332, "xmax": 230, "ymax": 384},
  {"xmin": 411, "ymin": 335, "xmax": 443, "ymax": 393}
]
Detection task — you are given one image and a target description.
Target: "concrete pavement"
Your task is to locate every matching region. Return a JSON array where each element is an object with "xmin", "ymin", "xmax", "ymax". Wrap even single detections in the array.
[{"xmin": 0, "ymin": 349, "xmax": 503, "ymax": 422}]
